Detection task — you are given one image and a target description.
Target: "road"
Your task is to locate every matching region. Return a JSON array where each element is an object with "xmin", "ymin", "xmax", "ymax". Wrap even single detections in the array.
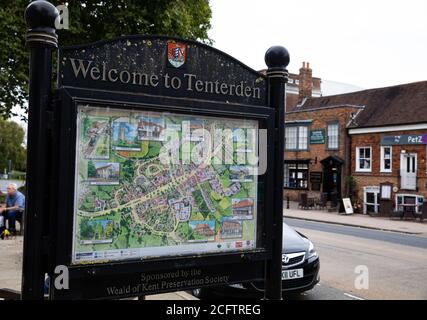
[{"xmin": 285, "ymin": 218, "xmax": 427, "ymax": 300}]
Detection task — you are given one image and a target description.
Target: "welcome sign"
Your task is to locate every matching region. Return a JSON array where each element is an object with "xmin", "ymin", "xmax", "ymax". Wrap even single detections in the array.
[
  {"xmin": 58, "ymin": 36, "xmax": 266, "ymax": 106},
  {"xmin": 46, "ymin": 34, "xmax": 283, "ymax": 300}
]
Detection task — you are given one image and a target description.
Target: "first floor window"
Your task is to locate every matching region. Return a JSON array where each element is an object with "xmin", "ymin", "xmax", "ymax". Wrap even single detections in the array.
[
  {"xmin": 327, "ymin": 123, "xmax": 339, "ymax": 149},
  {"xmin": 381, "ymin": 146, "xmax": 392, "ymax": 172},
  {"xmin": 284, "ymin": 162, "xmax": 308, "ymax": 189},
  {"xmin": 356, "ymin": 147, "xmax": 372, "ymax": 172},
  {"xmin": 285, "ymin": 127, "xmax": 297, "ymax": 150},
  {"xmin": 298, "ymin": 126, "xmax": 308, "ymax": 150},
  {"xmin": 285, "ymin": 125, "xmax": 308, "ymax": 150}
]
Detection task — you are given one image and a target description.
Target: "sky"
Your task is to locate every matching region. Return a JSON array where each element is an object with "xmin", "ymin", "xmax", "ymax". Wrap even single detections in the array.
[{"xmin": 208, "ymin": 0, "xmax": 427, "ymax": 89}]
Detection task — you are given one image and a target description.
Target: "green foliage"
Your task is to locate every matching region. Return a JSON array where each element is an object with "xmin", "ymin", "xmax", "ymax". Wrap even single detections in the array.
[
  {"xmin": 192, "ymin": 189, "xmax": 210, "ymax": 217},
  {"xmin": 18, "ymin": 185, "xmax": 26, "ymax": 196},
  {"xmin": 346, "ymin": 175, "xmax": 357, "ymax": 189},
  {"xmin": 0, "ymin": 117, "xmax": 26, "ymax": 172},
  {"xmin": 80, "ymin": 219, "xmax": 95, "ymax": 239},
  {"xmin": 146, "ymin": 141, "xmax": 162, "ymax": 158},
  {"xmin": 121, "ymin": 159, "xmax": 134, "ymax": 182},
  {"xmin": 0, "ymin": 0, "xmax": 212, "ymax": 119},
  {"xmin": 87, "ymin": 160, "xmax": 96, "ymax": 178}
]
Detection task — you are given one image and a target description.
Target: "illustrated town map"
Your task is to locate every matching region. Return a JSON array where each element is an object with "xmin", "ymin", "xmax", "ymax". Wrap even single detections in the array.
[{"xmin": 72, "ymin": 105, "xmax": 259, "ymax": 264}]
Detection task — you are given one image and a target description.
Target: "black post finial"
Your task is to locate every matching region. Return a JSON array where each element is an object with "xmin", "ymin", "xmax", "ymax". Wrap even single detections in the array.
[
  {"xmin": 265, "ymin": 46, "xmax": 290, "ymax": 69},
  {"xmin": 265, "ymin": 46, "xmax": 290, "ymax": 81},
  {"xmin": 25, "ymin": 0, "xmax": 59, "ymax": 48}
]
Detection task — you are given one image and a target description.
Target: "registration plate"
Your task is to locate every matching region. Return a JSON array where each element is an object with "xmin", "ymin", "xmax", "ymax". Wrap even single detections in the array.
[{"xmin": 282, "ymin": 268, "xmax": 304, "ymax": 280}]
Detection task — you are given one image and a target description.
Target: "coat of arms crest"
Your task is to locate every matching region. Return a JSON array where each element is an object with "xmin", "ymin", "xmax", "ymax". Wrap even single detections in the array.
[{"xmin": 167, "ymin": 40, "xmax": 186, "ymax": 68}]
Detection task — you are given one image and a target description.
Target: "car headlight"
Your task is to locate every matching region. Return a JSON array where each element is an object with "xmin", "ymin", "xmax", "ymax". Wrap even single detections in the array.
[{"xmin": 308, "ymin": 241, "xmax": 318, "ymax": 259}]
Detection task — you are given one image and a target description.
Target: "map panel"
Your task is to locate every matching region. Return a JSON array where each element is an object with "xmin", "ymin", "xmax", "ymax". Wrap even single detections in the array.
[{"xmin": 72, "ymin": 104, "xmax": 260, "ymax": 264}]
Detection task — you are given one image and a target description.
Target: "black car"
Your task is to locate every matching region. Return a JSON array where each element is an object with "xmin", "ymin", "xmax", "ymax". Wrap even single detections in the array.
[{"xmin": 192, "ymin": 223, "xmax": 320, "ymax": 299}]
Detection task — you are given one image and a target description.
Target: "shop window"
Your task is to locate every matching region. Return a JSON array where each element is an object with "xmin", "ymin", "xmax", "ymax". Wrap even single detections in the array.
[
  {"xmin": 395, "ymin": 194, "xmax": 424, "ymax": 213},
  {"xmin": 284, "ymin": 162, "xmax": 308, "ymax": 189},
  {"xmin": 356, "ymin": 147, "xmax": 372, "ymax": 172}
]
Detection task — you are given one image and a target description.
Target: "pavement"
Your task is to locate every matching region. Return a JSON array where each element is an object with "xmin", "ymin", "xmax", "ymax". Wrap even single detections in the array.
[
  {"xmin": 0, "ymin": 235, "xmax": 197, "ymax": 300},
  {"xmin": 283, "ymin": 201, "xmax": 427, "ymax": 236}
]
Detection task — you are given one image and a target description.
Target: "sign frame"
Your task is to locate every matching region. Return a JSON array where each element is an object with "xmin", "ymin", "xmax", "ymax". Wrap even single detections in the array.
[
  {"xmin": 22, "ymin": 3, "xmax": 288, "ymax": 299},
  {"xmin": 48, "ymin": 39, "xmax": 278, "ymax": 299}
]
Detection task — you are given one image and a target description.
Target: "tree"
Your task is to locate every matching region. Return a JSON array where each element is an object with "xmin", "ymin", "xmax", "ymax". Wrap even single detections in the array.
[
  {"xmin": 0, "ymin": 117, "xmax": 27, "ymax": 172},
  {"xmin": 0, "ymin": 0, "xmax": 212, "ymax": 119}
]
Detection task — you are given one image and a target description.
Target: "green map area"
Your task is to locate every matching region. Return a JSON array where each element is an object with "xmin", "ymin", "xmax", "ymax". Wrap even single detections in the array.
[{"xmin": 73, "ymin": 105, "xmax": 258, "ymax": 263}]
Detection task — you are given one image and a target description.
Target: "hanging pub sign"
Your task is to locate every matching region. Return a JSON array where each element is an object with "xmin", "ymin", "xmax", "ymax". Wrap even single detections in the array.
[
  {"xmin": 310, "ymin": 129, "xmax": 325, "ymax": 144},
  {"xmin": 381, "ymin": 134, "xmax": 427, "ymax": 145}
]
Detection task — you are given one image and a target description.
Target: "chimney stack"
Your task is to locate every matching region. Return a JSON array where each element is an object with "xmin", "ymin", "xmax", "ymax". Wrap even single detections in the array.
[{"xmin": 298, "ymin": 61, "xmax": 313, "ymax": 100}]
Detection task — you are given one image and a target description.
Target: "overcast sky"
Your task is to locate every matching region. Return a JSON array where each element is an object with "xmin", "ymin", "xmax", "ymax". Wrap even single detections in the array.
[{"xmin": 208, "ymin": 0, "xmax": 427, "ymax": 89}]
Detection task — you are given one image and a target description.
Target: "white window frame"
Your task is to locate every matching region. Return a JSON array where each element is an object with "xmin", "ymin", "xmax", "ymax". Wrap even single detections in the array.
[
  {"xmin": 327, "ymin": 122, "xmax": 339, "ymax": 150},
  {"xmin": 380, "ymin": 146, "xmax": 392, "ymax": 173},
  {"xmin": 395, "ymin": 194, "xmax": 424, "ymax": 213},
  {"xmin": 363, "ymin": 186, "xmax": 380, "ymax": 214},
  {"xmin": 356, "ymin": 146, "xmax": 372, "ymax": 172},
  {"xmin": 285, "ymin": 125, "xmax": 308, "ymax": 151},
  {"xmin": 285, "ymin": 127, "xmax": 297, "ymax": 150},
  {"xmin": 298, "ymin": 126, "xmax": 308, "ymax": 150}
]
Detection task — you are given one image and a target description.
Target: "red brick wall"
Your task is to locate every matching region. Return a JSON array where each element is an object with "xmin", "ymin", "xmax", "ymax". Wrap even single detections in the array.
[{"xmin": 351, "ymin": 130, "xmax": 427, "ymax": 202}]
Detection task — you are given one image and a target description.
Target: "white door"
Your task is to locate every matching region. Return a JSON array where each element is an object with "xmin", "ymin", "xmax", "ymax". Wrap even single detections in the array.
[{"xmin": 400, "ymin": 153, "xmax": 417, "ymax": 190}]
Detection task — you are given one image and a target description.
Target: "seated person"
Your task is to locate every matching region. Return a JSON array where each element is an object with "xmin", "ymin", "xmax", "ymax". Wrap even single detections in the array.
[{"xmin": 0, "ymin": 183, "xmax": 25, "ymax": 235}]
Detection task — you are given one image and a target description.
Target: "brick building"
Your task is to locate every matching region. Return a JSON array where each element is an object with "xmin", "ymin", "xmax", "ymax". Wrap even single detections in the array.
[
  {"xmin": 284, "ymin": 74, "xmax": 427, "ymax": 214},
  {"xmin": 283, "ymin": 62, "xmax": 361, "ymax": 203},
  {"xmin": 347, "ymin": 81, "xmax": 427, "ymax": 214}
]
